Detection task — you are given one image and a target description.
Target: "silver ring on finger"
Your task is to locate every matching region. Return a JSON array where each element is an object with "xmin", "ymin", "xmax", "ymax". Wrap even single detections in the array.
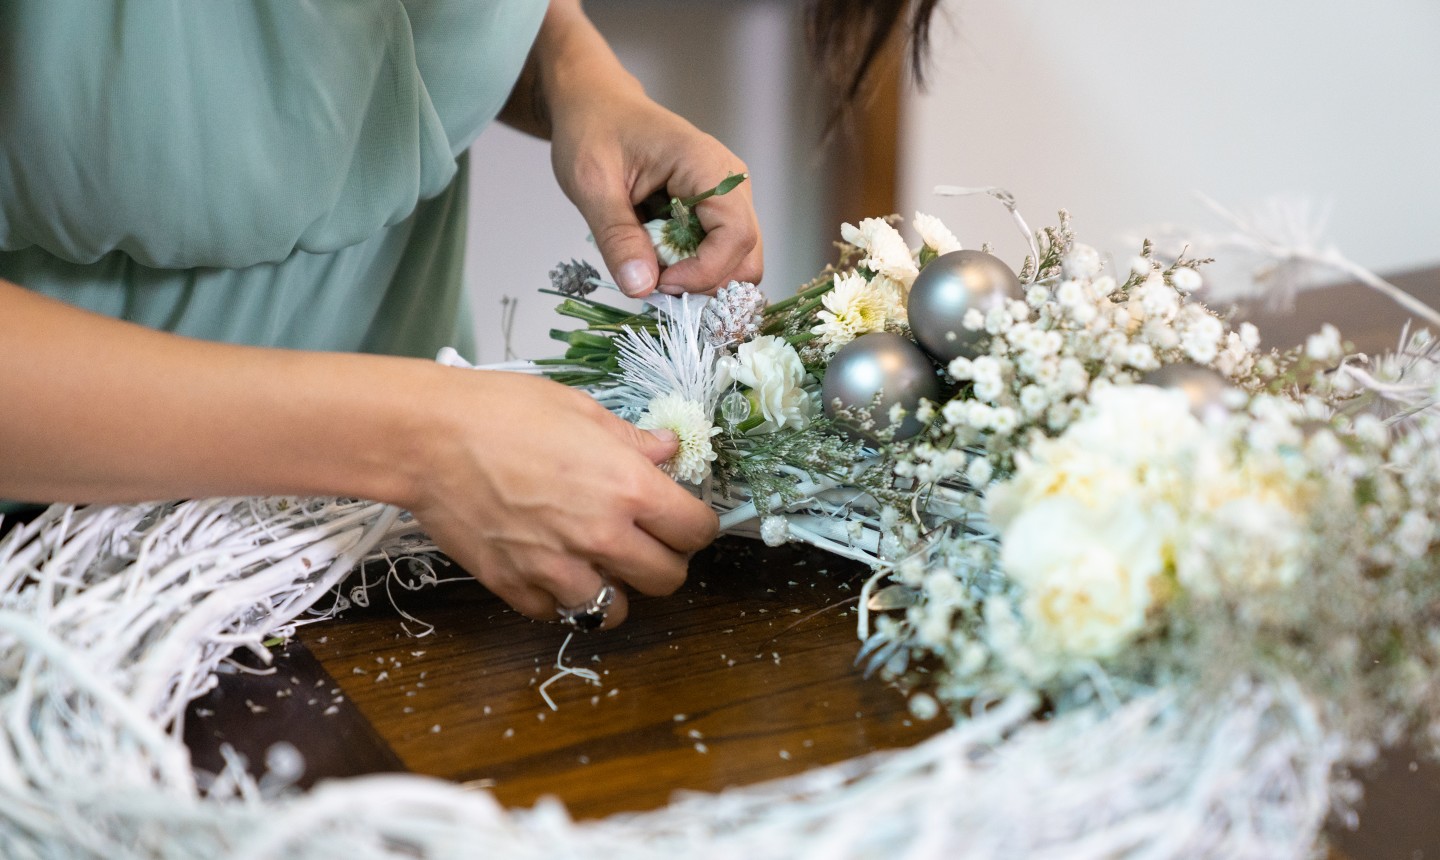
[{"xmin": 556, "ymin": 582, "xmax": 617, "ymax": 632}]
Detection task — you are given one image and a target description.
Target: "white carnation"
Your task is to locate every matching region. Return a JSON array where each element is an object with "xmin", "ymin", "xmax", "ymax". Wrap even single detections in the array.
[{"xmin": 717, "ymin": 335, "xmax": 814, "ymax": 433}]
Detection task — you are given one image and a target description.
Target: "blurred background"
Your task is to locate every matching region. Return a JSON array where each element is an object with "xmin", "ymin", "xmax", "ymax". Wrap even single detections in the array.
[{"xmin": 463, "ymin": 0, "xmax": 1440, "ymax": 364}]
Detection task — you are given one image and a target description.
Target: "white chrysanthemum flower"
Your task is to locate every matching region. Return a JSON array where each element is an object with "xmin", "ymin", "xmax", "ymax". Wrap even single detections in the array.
[
  {"xmin": 645, "ymin": 218, "xmax": 698, "ymax": 266},
  {"xmin": 716, "ymin": 335, "xmax": 814, "ymax": 433},
  {"xmin": 913, "ymin": 212, "xmax": 963, "ymax": 256},
  {"xmin": 842, "ymin": 217, "xmax": 919, "ymax": 286},
  {"xmin": 812, "ymin": 271, "xmax": 891, "ymax": 353},
  {"xmin": 636, "ymin": 393, "xmax": 720, "ymax": 484},
  {"xmin": 870, "ymin": 274, "xmax": 909, "ymax": 320}
]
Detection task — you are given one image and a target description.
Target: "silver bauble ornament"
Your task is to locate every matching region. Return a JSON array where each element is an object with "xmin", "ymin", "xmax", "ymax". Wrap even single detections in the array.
[
  {"xmin": 907, "ymin": 249, "xmax": 1022, "ymax": 363},
  {"xmin": 1141, "ymin": 364, "xmax": 1235, "ymax": 424},
  {"xmin": 822, "ymin": 332, "xmax": 942, "ymax": 443}
]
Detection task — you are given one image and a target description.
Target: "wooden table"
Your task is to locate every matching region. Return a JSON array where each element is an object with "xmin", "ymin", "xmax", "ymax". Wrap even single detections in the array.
[{"xmin": 186, "ymin": 266, "xmax": 1440, "ymax": 858}]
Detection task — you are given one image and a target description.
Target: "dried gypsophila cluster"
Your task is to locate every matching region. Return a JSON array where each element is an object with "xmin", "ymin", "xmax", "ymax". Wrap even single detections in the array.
[{"xmin": 897, "ymin": 232, "xmax": 1254, "ymax": 490}]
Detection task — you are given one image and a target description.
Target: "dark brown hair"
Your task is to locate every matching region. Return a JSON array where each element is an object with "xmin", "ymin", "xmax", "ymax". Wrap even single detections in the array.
[{"xmin": 805, "ymin": 0, "xmax": 942, "ymax": 123}]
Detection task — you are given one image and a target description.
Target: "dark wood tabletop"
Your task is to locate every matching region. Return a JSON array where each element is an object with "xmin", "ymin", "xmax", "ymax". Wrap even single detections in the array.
[{"xmin": 186, "ymin": 264, "xmax": 1440, "ymax": 858}]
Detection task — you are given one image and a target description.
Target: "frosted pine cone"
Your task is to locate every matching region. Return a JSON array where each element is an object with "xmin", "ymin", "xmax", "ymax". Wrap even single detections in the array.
[{"xmin": 700, "ymin": 280, "xmax": 766, "ymax": 347}]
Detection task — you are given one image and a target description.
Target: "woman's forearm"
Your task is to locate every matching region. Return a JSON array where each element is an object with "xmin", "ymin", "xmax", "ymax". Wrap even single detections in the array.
[
  {"xmin": 0, "ymin": 279, "xmax": 431, "ymax": 507},
  {"xmin": 498, "ymin": 0, "xmax": 644, "ymax": 140}
]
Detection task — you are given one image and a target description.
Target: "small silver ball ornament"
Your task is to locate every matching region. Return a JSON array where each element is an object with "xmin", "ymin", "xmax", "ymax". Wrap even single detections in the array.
[
  {"xmin": 907, "ymin": 249, "xmax": 1022, "ymax": 363},
  {"xmin": 822, "ymin": 332, "xmax": 942, "ymax": 443},
  {"xmin": 1141, "ymin": 364, "xmax": 1235, "ymax": 424}
]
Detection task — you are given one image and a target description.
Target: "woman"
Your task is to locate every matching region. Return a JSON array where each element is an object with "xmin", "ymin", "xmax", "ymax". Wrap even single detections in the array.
[{"xmin": 0, "ymin": 0, "xmax": 936, "ymax": 629}]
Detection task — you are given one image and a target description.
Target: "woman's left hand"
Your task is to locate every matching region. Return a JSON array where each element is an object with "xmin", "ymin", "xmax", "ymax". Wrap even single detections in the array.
[{"xmin": 501, "ymin": 0, "xmax": 763, "ymax": 298}]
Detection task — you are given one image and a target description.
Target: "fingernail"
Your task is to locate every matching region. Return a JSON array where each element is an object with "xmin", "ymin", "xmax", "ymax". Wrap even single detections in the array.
[
  {"xmin": 617, "ymin": 260, "xmax": 654, "ymax": 297},
  {"xmin": 648, "ymin": 428, "xmax": 678, "ymax": 444},
  {"xmin": 658, "ymin": 283, "xmax": 684, "ymax": 296}
]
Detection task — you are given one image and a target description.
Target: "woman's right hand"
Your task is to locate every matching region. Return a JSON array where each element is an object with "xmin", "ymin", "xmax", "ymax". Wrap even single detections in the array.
[{"xmin": 401, "ymin": 368, "xmax": 719, "ymax": 628}]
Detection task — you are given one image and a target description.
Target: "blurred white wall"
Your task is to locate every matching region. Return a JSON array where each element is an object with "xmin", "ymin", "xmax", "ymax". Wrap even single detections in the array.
[
  {"xmin": 900, "ymin": 1, "xmax": 1440, "ymax": 279},
  {"xmin": 463, "ymin": 0, "xmax": 833, "ymax": 364},
  {"xmin": 465, "ymin": 1, "xmax": 1440, "ymax": 363}
]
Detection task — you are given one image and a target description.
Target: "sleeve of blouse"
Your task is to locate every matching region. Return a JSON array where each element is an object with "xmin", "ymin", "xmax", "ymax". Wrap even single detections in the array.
[{"xmin": 0, "ymin": 0, "xmax": 545, "ymax": 270}]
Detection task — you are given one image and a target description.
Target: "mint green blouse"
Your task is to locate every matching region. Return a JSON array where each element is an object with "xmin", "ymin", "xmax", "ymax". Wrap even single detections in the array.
[{"xmin": 0, "ymin": 0, "xmax": 547, "ymax": 358}]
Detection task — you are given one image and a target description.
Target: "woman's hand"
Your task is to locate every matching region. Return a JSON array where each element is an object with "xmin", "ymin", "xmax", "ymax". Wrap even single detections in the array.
[
  {"xmin": 501, "ymin": 0, "xmax": 763, "ymax": 298},
  {"xmin": 403, "ymin": 369, "xmax": 719, "ymax": 628},
  {"xmin": 0, "ymin": 282, "xmax": 717, "ymax": 629}
]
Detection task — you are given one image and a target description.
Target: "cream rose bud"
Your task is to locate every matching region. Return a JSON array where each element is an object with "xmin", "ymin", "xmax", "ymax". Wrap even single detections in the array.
[{"xmin": 720, "ymin": 335, "xmax": 814, "ymax": 433}]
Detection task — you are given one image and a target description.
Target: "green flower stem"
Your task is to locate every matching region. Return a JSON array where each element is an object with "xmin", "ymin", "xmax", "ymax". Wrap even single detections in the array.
[
  {"xmin": 541, "ymin": 291, "xmax": 643, "ymax": 323},
  {"xmin": 762, "ymin": 295, "xmax": 826, "ymax": 334},
  {"xmin": 547, "ymin": 329, "xmax": 613, "ymax": 350},
  {"xmin": 734, "ymin": 391, "xmax": 765, "ymax": 433},
  {"xmin": 533, "ymin": 356, "xmax": 616, "ymax": 369},
  {"xmin": 680, "ymin": 172, "xmax": 748, "ymax": 209},
  {"xmin": 546, "ymin": 370, "xmax": 615, "ymax": 387},
  {"xmin": 763, "ymin": 279, "xmax": 834, "ymax": 318},
  {"xmin": 554, "ymin": 303, "xmax": 633, "ymax": 327}
]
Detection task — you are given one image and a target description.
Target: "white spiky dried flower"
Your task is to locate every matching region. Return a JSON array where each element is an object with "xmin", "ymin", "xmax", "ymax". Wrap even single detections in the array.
[{"xmin": 614, "ymin": 294, "xmax": 721, "ymax": 419}]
